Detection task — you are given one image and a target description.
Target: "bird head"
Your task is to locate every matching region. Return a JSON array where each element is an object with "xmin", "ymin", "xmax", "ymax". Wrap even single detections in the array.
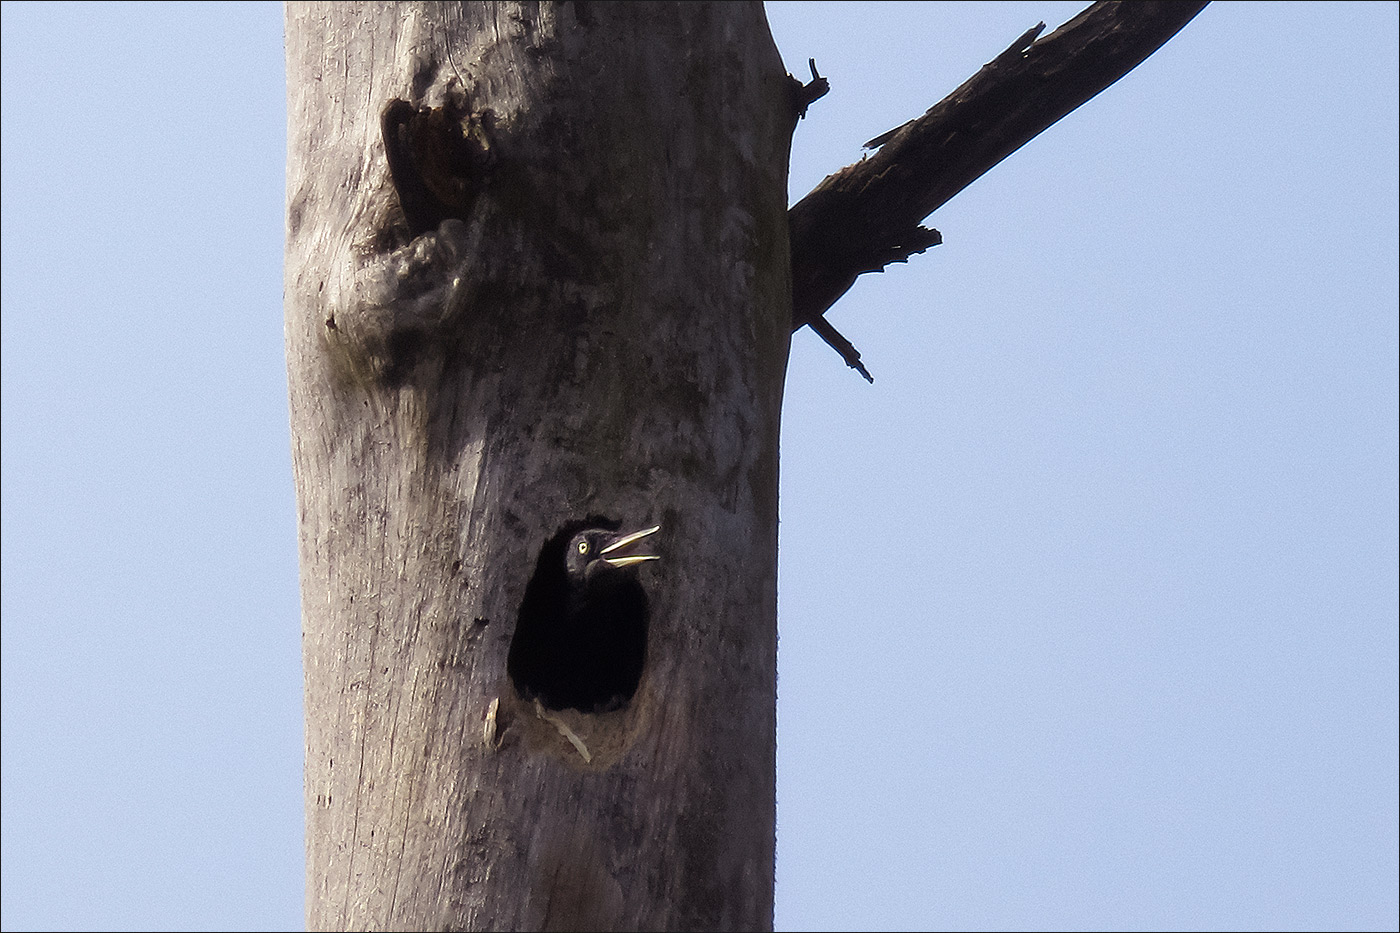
[{"xmin": 564, "ymin": 524, "xmax": 661, "ymax": 585}]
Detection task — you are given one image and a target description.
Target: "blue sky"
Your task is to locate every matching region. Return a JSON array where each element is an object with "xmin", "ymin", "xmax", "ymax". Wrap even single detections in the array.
[{"xmin": 3, "ymin": 2, "xmax": 1396, "ymax": 930}]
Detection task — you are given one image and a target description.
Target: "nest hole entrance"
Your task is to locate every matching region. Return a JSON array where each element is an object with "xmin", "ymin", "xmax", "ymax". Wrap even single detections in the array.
[{"xmin": 506, "ymin": 517, "xmax": 653, "ymax": 716}]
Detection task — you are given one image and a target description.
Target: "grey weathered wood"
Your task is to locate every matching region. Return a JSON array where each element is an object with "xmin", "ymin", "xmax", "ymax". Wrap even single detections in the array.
[{"xmin": 284, "ymin": 3, "xmax": 793, "ymax": 929}]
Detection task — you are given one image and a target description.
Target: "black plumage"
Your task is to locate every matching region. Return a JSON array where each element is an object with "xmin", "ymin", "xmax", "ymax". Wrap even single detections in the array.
[{"xmin": 507, "ymin": 518, "xmax": 659, "ymax": 714}]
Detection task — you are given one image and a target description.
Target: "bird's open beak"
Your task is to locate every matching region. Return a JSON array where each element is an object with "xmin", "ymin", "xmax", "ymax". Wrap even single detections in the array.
[{"xmin": 600, "ymin": 525, "xmax": 661, "ymax": 568}]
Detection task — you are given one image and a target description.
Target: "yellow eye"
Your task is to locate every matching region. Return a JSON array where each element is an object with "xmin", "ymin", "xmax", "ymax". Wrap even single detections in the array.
[{"xmin": 577, "ymin": 540, "xmax": 589, "ymax": 555}]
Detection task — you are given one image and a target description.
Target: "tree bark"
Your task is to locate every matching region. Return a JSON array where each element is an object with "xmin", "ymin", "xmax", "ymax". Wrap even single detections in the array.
[{"xmin": 284, "ymin": 3, "xmax": 792, "ymax": 930}]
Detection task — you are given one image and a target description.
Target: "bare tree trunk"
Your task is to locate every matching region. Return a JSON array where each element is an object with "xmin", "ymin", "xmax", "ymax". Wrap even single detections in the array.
[
  {"xmin": 285, "ymin": 1, "xmax": 1208, "ymax": 927},
  {"xmin": 283, "ymin": 3, "xmax": 793, "ymax": 930}
]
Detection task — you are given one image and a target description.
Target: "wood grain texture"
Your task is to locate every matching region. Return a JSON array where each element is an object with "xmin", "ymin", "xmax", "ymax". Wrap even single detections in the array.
[{"xmin": 284, "ymin": 3, "xmax": 793, "ymax": 928}]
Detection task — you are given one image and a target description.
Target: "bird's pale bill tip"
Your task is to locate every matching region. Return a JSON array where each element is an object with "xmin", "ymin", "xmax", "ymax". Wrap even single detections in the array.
[{"xmin": 599, "ymin": 525, "xmax": 661, "ymax": 555}]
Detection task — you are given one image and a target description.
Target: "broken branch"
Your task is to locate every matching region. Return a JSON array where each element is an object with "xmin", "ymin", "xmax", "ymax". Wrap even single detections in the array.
[{"xmin": 789, "ymin": 0, "xmax": 1210, "ymax": 353}]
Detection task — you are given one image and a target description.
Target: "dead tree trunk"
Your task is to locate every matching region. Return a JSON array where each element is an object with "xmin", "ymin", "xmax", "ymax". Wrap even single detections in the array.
[
  {"xmin": 285, "ymin": 2, "xmax": 1206, "ymax": 929},
  {"xmin": 284, "ymin": 3, "xmax": 792, "ymax": 929}
]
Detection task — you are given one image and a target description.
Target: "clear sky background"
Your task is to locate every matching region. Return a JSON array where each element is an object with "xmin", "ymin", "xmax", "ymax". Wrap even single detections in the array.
[{"xmin": 2, "ymin": 2, "xmax": 1395, "ymax": 931}]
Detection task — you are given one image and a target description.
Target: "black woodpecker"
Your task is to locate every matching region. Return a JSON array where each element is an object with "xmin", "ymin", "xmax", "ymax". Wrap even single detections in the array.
[{"xmin": 507, "ymin": 519, "xmax": 660, "ymax": 714}]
